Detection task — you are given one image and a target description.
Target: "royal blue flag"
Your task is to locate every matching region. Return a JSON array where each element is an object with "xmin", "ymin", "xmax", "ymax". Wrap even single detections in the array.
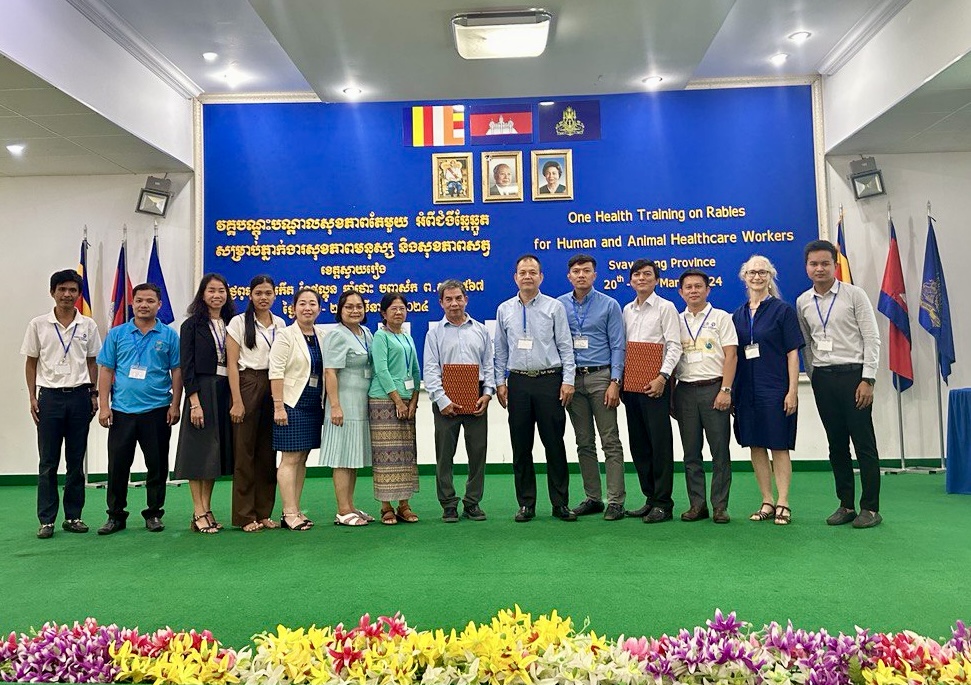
[
  {"xmin": 146, "ymin": 236, "xmax": 174, "ymax": 324},
  {"xmin": 919, "ymin": 217, "xmax": 955, "ymax": 382},
  {"xmin": 538, "ymin": 100, "xmax": 601, "ymax": 142}
]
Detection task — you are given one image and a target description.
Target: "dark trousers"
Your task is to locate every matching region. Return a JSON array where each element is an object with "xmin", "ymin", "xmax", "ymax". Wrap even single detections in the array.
[
  {"xmin": 674, "ymin": 382, "xmax": 732, "ymax": 510},
  {"xmin": 507, "ymin": 372, "xmax": 569, "ymax": 508},
  {"xmin": 623, "ymin": 387, "xmax": 675, "ymax": 511},
  {"xmin": 106, "ymin": 407, "xmax": 171, "ymax": 521},
  {"xmin": 433, "ymin": 403, "xmax": 488, "ymax": 508},
  {"xmin": 37, "ymin": 386, "xmax": 93, "ymax": 523},
  {"xmin": 232, "ymin": 370, "xmax": 277, "ymax": 526},
  {"xmin": 810, "ymin": 368, "xmax": 881, "ymax": 512}
]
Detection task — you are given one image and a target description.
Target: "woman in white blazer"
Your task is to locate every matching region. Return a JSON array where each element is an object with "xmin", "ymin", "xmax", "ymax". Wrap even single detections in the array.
[{"xmin": 268, "ymin": 288, "xmax": 327, "ymax": 531}]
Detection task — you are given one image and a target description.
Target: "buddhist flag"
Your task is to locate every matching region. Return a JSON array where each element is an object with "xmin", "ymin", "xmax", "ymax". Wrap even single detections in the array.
[
  {"xmin": 919, "ymin": 217, "xmax": 955, "ymax": 382},
  {"xmin": 835, "ymin": 214, "xmax": 853, "ymax": 284},
  {"xmin": 877, "ymin": 221, "xmax": 913, "ymax": 392},
  {"xmin": 146, "ymin": 235, "xmax": 174, "ymax": 325},
  {"xmin": 405, "ymin": 105, "xmax": 465, "ymax": 147},
  {"xmin": 110, "ymin": 241, "xmax": 133, "ymax": 328},
  {"xmin": 75, "ymin": 238, "xmax": 93, "ymax": 317}
]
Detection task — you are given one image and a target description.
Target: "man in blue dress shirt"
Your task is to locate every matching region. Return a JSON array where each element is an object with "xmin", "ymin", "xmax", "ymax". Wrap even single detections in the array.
[
  {"xmin": 495, "ymin": 255, "xmax": 577, "ymax": 522},
  {"xmin": 96, "ymin": 283, "xmax": 182, "ymax": 535},
  {"xmin": 423, "ymin": 279, "xmax": 495, "ymax": 523},
  {"xmin": 557, "ymin": 255, "xmax": 627, "ymax": 521}
]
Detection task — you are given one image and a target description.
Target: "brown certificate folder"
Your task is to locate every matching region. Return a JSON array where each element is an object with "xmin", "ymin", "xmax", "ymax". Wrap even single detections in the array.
[
  {"xmin": 623, "ymin": 341, "xmax": 664, "ymax": 393},
  {"xmin": 442, "ymin": 364, "xmax": 481, "ymax": 414}
]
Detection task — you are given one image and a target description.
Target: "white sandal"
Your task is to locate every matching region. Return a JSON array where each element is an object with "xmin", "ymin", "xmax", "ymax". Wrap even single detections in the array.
[
  {"xmin": 334, "ymin": 511, "xmax": 368, "ymax": 526},
  {"xmin": 355, "ymin": 509, "xmax": 375, "ymax": 522}
]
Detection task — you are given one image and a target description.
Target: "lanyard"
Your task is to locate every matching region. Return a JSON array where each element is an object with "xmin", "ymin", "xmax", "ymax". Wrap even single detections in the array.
[
  {"xmin": 257, "ymin": 323, "xmax": 276, "ymax": 349},
  {"xmin": 391, "ymin": 331, "xmax": 412, "ymax": 370},
  {"xmin": 348, "ymin": 325, "xmax": 370, "ymax": 355},
  {"xmin": 748, "ymin": 296, "xmax": 771, "ymax": 345},
  {"xmin": 813, "ymin": 282, "xmax": 840, "ymax": 336},
  {"xmin": 53, "ymin": 322, "xmax": 78, "ymax": 359},
  {"xmin": 520, "ymin": 301, "xmax": 528, "ymax": 335},
  {"xmin": 209, "ymin": 319, "xmax": 227, "ymax": 362},
  {"xmin": 571, "ymin": 296, "xmax": 588, "ymax": 334},
  {"xmin": 131, "ymin": 328, "xmax": 156, "ymax": 366},
  {"xmin": 683, "ymin": 306, "xmax": 712, "ymax": 347}
]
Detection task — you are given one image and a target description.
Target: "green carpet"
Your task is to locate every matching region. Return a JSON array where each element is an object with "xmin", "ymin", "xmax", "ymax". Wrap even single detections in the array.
[{"xmin": 4, "ymin": 470, "xmax": 969, "ymax": 647}]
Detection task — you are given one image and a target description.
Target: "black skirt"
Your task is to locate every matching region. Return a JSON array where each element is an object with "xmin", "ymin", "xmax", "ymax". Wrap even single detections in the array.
[{"xmin": 174, "ymin": 375, "xmax": 234, "ymax": 479}]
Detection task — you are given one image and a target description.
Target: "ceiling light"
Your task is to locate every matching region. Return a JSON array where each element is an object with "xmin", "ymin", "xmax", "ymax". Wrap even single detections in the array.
[
  {"xmin": 203, "ymin": 52, "xmax": 219, "ymax": 61},
  {"xmin": 539, "ymin": 101, "xmax": 555, "ymax": 106},
  {"xmin": 642, "ymin": 76, "xmax": 663, "ymax": 87},
  {"xmin": 452, "ymin": 10, "xmax": 552, "ymax": 60},
  {"xmin": 342, "ymin": 87, "xmax": 362, "ymax": 97},
  {"xmin": 219, "ymin": 65, "xmax": 249, "ymax": 88},
  {"xmin": 6, "ymin": 143, "xmax": 25, "ymax": 155},
  {"xmin": 788, "ymin": 31, "xmax": 811, "ymax": 44},
  {"xmin": 769, "ymin": 53, "xmax": 788, "ymax": 66}
]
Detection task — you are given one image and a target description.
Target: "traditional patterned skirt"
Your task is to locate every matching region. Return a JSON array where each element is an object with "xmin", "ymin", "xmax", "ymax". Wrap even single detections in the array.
[{"xmin": 368, "ymin": 398, "xmax": 419, "ymax": 501}]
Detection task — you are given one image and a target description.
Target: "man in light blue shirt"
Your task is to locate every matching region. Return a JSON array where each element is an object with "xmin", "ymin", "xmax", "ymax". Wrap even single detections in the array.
[
  {"xmin": 494, "ymin": 254, "xmax": 576, "ymax": 522},
  {"xmin": 423, "ymin": 279, "xmax": 495, "ymax": 523},
  {"xmin": 558, "ymin": 254, "xmax": 627, "ymax": 521},
  {"xmin": 96, "ymin": 283, "xmax": 182, "ymax": 535}
]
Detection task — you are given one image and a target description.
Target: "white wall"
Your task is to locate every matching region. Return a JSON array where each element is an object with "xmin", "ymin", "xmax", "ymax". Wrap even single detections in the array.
[
  {"xmin": 825, "ymin": 152, "xmax": 971, "ymax": 463},
  {"xmin": 1, "ymin": 173, "xmax": 194, "ymax": 476}
]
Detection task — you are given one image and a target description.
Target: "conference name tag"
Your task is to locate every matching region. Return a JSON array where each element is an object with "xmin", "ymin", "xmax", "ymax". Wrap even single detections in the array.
[
  {"xmin": 744, "ymin": 344, "xmax": 760, "ymax": 360},
  {"xmin": 364, "ymin": 368, "xmax": 372, "ymax": 379},
  {"xmin": 517, "ymin": 338, "xmax": 533, "ymax": 350},
  {"xmin": 404, "ymin": 379, "xmax": 415, "ymax": 391},
  {"xmin": 816, "ymin": 338, "xmax": 834, "ymax": 352},
  {"xmin": 309, "ymin": 375, "xmax": 319, "ymax": 388},
  {"xmin": 573, "ymin": 336, "xmax": 589, "ymax": 350},
  {"xmin": 686, "ymin": 351, "xmax": 704, "ymax": 364},
  {"xmin": 216, "ymin": 365, "xmax": 229, "ymax": 377},
  {"xmin": 128, "ymin": 365, "xmax": 147, "ymax": 380}
]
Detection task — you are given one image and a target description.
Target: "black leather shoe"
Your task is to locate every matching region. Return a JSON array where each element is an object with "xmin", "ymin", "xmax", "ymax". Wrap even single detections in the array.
[
  {"xmin": 826, "ymin": 507, "xmax": 856, "ymax": 526},
  {"xmin": 625, "ymin": 502, "xmax": 652, "ymax": 518},
  {"xmin": 571, "ymin": 499, "xmax": 605, "ymax": 516},
  {"xmin": 462, "ymin": 504, "xmax": 487, "ymax": 521},
  {"xmin": 37, "ymin": 523, "xmax": 54, "ymax": 539},
  {"xmin": 680, "ymin": 506, "xmax": 710, "ymax": 522},
  {"xmin": 145, "ymin": 516, "xmax": 165, "ymax": 532},
  {"xmin": 712, "ymin": 509, "xmax": 731, "ymax": 524},
  {"xmin": 514, "ymin": 506, "xmax": 535, "ymax": 522},
  {"xmin": 603, "ymin": 503, "xmax": 626, "ymax": 521},
  {"xmin": 852, "ymin": 510, "xmax": 882, "ymax": 529},
  {"xmin": 552, "ymin": 505, "xmax": 578, "ymax": 521},
  {"xmin": 98, "ymin": 519, "xmax": 126, "ymax": 535},
  {"xmin": 643, "ymin": 507, "xmax": 673, "ymax": 524},
  {"xmin": 442, "ymin": 507, "xmax": 459, "ymax": 523},
  {"xmin": 62, "ymin": 519, "xmax": 89, "ymax": 533}
]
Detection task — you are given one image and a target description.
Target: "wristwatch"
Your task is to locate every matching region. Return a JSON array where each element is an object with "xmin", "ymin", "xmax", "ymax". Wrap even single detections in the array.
[
  {"xmin": 862, "ymin": 377, "xmax": 875, "ymax": 386},
  {"xmin": 659, "ymin": 372, "xmax": 670, "ymax": 380},
  {"xmin": 720, "ymin": 386, "xmax": 732, "ymax": 394},
  {"xmin": 610, "ymin": 378, "xmax": 621, "ymax": 384}
]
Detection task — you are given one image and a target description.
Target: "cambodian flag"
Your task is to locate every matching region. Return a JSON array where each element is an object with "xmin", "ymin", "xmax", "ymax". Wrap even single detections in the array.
[
  {"xmin": 468, "ymin": 104, "xmax": 533, "ymax": 145},
  {"xmin": 110, "ymin": 242, "xmax": 133, "ymax": 328},
  {"xmin": 877, "ymin": 221, "xmax": 913, "ymax": 391}
]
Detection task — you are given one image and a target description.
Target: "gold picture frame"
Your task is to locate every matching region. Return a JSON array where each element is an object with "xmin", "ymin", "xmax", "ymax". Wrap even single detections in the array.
[
  {"xmin": 432, "ymin": 152, "xmax": 474, "ymax": 204},
  {"xmin": 481, "ymin": 151, "xmax": 524, "ymax": 202},
  {"xmin": 531, "ymin": 149, "xmax": 574, "ymax": 201}
]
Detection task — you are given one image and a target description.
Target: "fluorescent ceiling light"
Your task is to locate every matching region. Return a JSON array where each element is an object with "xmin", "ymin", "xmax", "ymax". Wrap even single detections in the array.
[
  {"xmin": 642, "ymin": 76, "xmax": 663, "ymax": 86},
  {"xmin": 452, "ymin": 11, "xmax": 552, "ymax": 60},
  {"xmin": 6, "ymin": 143, "xmax": 25, "ymax": 155},
  {"xmin": 788, "ymin": 31, "xmax": 811, "ymax": 44},
  {"xmin": 203, "ymin": 52, "xmax": 219, "ymax": 61},
  {"xmin": 769, "ymin": 53, "xmax": 788, "ymax": 66}
]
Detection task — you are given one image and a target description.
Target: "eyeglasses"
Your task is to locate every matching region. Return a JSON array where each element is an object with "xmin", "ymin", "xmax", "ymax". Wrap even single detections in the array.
[
  {"xmin": 745, "ymin": 269, "xmax": 770, "ymax": 277},
  {"xmin": 386, "ymin": 306, "xmax": 407, "ymax": 313}
]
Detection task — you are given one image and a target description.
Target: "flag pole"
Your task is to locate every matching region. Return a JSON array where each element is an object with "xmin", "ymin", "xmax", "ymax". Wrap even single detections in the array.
[
  {"xmin": 885, "ymin": 202, "xmax": 908, "ymax": 473},
  {"xmin": 82, "ymin": 224, "xmax": 105, "ymax": 490}
]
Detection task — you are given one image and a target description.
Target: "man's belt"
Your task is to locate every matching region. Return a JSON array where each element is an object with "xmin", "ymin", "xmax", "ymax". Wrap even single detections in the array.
[
  {"xmin": 576, "ymin": 365, "xmax": 609, "ymax": 375},
  {"xmin": 814, "ymin": 363, "xmax": 863, "ymax": 373},
  {"xmin": 677, "ymin": 377, "xmax": 723, "ymax": 387},
  {"xmin": 509, "ymin": 367, "xmax": 562, "ymax": 378}
]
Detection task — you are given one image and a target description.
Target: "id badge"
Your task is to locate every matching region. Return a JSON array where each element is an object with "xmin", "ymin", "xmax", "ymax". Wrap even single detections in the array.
[
  {"xmin": 517, "ymin": 338, "xmax": 533, "ymax": 350},
  {"xmin": 573, "ymin": 336, "xmax": 589, "ymax": 350},
  {"xmin": 128, "ymin": 365, "xmax": 147, "ymax": 380},
  {"xmin": 744, "ymin": 344, "xmax": 761, "ymax": 360},
  {"xmin": 817, "ymin": 338, "xmax": 834, "ymax": 352},
  {"xmin": 404, "ymin": 379, "xmax": 415, "ymax": 391},
  {"xmin": 686, "ymin": 351, "xmax": 703, "ymax": 364},
  {"xmin": 216, "ymin": 365, "xmax": 229, "ymax": 377},
  {"xmin": 364, "ymin": 368, "xmax": 372, "ymax": 379},
  {"xmin": 308, "ymin": 374, "xmax": 319, "ymax": 388}
]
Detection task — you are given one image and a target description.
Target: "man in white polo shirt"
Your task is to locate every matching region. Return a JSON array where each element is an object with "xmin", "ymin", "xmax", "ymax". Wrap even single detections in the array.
[
  {"xmin": 21, "ymin": 270, "xmax": 102, "ymax": 539},
  {"xmin": 673, "ymin": 269, "xmax": 737, "ymax": 524}
]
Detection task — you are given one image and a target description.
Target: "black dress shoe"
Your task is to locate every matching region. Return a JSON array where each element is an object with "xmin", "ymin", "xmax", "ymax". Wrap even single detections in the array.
[
  {"xmin": 98, "ymin": 519, "xmax": 126, "ymax": 535},
  {"xmin": 603, "ymin": 503, "xmax": 626, "ymax": 521},
  {"xmin": 625, "ymin": 502, "xmax": 652, "ymax": 518},
  {"xmin": 462, "ymin": 504, "xmax": 487, "ymax": 521},
  {"xmin": 643, "ymin": 507, "xmax": 673, "ymax": 524},
  {"xmin": 826, "ymin": 507, "xmax": 856, "ymax": 526},
  {"xmin": 552, "ymin": 505, "xmax": 578, "ymax": 522},
  {"xmin": 62, "ymin": 519, "xmax": 89, "ymax": 533},
  {"xmin": 680, "ymin": 506, "xmax": 710, "ymax": 522},
  {"xmin": 571, "ymin": 499, "xmax": 605, "ymax": 516},
  {"xmin": 514, "ymin": 506, "xmax": 535, "ymax": 523},
  {"xmin": 145, "ymin": 516, "xmax": 165, "ymax": 532},
  {"xmin": 37, "ymin": 523, "xmax": 54, "ymax": 539},
  {"xmin": 442, "ymin": 507, "xmax": 459, "ymax": 523},
  {"xmin": 712, "ymin": 509, "xmax": 731, "ymax": 524}
]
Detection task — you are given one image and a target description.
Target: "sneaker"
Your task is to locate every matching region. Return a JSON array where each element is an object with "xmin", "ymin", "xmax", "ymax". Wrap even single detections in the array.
[
  {"xmin": 37, "ymin": 523, "xmax": 54, "ymax": 539},
  {"xmin": 571, "ymin": 499, "xmax": 605, "ymax": 516},
  {"xmin": 97, "ymin": 518, "xmax": 126, "ymax": 535},
  {"xmin": 442, "ymin": 507, "xmax": 459, "ymax": 523},
  {"xmin": 826, "ymin": 507, "xmax": 857, "ymax": 526},
  {"xmin": 145, "ymin": 516, "xmax": 165, "ymax": 532},
  {"xmin": 852, "ymin": 510, "xmax": 882, "ymax": 529},
  {"xmin": 603, "ymin": 503, "xmax": 625, "ymax": 521},
  {"xmin": 462, "ymin": 504, "xmax": 487, "ymax": 521},
  {"xmin": 62, "ymin": 519, "xmax": 89, "ymax": 534}
]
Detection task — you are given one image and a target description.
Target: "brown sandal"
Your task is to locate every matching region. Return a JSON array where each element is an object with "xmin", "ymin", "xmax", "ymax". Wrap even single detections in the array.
[
  {"xmin": 190, "ymin": 513, "xmax": 219, "ymax": 534},
  {"xmin": 774, "ymin": 505, "xmax": 792, "ymax": 526},
  {"xmin": 749, "ymin": 502, "xmax": 775, "ymax": 522},
  {"xmin": 381, "ymin": 507, "xmax": 398, "ymax": 525},
  {"xmin": 396, "ymin": 505, "xmax": 419, "ymax": 523}
]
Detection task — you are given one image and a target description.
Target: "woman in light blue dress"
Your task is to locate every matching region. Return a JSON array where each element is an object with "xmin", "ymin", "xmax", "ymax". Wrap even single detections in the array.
[{"xmin": 320, "ymin": 290, "xmax": 374, "ymax": 526}]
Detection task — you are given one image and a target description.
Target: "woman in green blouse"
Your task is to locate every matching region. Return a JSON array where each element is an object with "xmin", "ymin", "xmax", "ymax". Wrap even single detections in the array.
[{"xmin": 368, "ymin": 293, "xmax": 422, "ymax": 524}]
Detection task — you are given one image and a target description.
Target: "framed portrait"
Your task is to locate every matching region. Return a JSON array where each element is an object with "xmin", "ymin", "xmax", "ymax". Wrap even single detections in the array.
[
  {"xmin": 432, "ymin": 152, "xmax": 474, "ymax": 204},
  {"xmin": 531, "ymin": 149, "xmax": 574, "ymax": 201},
  {"xmin": 481, "ymin": 151, "xmax": 524, "ymax": 202}
]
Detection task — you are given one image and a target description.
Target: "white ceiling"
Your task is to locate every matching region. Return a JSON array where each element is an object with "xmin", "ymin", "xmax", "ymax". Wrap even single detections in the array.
[{"xmin": 4, "ymin": 0, "xmax": 968, "ymax": 177}]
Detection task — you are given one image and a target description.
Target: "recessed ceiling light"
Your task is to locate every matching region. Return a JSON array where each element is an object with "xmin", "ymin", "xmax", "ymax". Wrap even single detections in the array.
[
  {"xmin": 788, "ymin": 31, "xmax": 811, "ymax": 44},
  {"xmin": 6, "ymin": 143, "xmax": 25, "ymax": 155},
  {"xmin": 538, "ymin": 101, "xmax": 555, "ymax": 106},
  {"xmin": 769, "ymin": 53, "xmax": 789, "ymax": 66},
  {"xmin": 342, "ymin": 87, "xmax": 362, "ymax": 97},
  {"xmin": 642, "ymin": 76, "xmax": 663, "ymax": 86},
  {"xmin": 203, "ymin": 52, "xmax": 219, "ymax": 61}
]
